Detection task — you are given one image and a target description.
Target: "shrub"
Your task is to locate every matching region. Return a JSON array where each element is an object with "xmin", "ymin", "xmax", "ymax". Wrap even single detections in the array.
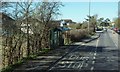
[{"xmin": 69, "ymin": 29, "xmax": 89, "ymax": 42}]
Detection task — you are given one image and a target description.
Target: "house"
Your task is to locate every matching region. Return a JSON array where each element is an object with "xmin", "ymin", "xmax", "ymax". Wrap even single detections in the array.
[
  {"xmin": 61, "ymin": 19, "xmax": 76, "ymax": 24},
  {"xmin": 20, "ymin": 17, "xmax": 46, "ymax": 35},
  {"xmin": 20, "ymin": 23, "xmax": 33, "ymax": 34},
  {"xmin": 0, "ymin": 13, "xmax": 16, "ymax": 36}
]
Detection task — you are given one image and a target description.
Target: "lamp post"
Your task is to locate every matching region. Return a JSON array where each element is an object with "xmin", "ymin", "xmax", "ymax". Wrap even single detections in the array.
[{"xmin": 88, "ymin": 0, "xmax": 91, "ymax": 33}]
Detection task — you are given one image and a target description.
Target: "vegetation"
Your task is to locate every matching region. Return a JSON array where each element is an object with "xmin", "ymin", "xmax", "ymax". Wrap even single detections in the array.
[
  {"xmin": 68, "ymin": 23, "xmax": 82, "ymax": 29},
  {"xmin": 113, "ymin": 17, "xmax": 120, "ymax": 28},
  {"xmin": 1, "ymin": 1, "xmax": 63, "ymax": 71},
  {"xmin": 69, "ymin": 29, "xmax": 89, "ymax": 42},
  {"xmin": 1, "ymin": 1, "xmax": 112, "ymax": 72},
  {"xmin": 65, "ymin": 14, "xmax": 101, "ymax": 42}
]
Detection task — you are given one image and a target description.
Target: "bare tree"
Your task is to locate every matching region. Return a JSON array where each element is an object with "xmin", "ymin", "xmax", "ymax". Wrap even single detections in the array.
[
  {"xmin": 17, "ymin": 1, "xmax": 34, "ymax": 57},
  {"xmin": 1, "ymin": 0, "xmax": 63, "ymax": 68},
  {"xmin": 2, "ymin": 1, "xmax": 35, "ymax": 66},
  {"xmin": 35, "ymin": 2, "xmax": 63, "ymax": 49}
]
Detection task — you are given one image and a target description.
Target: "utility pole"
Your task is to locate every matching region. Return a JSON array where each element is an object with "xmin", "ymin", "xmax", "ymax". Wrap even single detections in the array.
[{"xmin": 88, "ymin": 0, "xmax": 91, "ymax": 33}]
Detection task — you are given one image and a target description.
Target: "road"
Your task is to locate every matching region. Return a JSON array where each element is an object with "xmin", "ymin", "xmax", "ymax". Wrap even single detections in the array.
[{"xmin": 48, "ymin": 30, "xmax": 119, "ymax": 72}]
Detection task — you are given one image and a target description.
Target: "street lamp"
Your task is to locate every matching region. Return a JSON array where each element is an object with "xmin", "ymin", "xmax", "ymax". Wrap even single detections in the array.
[{"xmin": 88, "ymin": 0, "xmax": 91, "ymax": 33}]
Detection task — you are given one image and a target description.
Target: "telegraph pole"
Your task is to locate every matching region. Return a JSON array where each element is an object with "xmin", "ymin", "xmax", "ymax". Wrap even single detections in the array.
[{"xmin": 88, "ymin": 0, "xmax": 91, "ymax": 33}]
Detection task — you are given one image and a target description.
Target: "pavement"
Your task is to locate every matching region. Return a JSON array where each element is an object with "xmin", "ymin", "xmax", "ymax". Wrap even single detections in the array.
[
  {"xmin": 13, "ymin": 45, "xmax": 81, "ymax": 72},
  {"xmin": 81, "ymin": 33, "xmax": 100, "ymax": 43},
  {"xmin": 12, "ymin": 30, "xmax": 119, "ymax": 72}
]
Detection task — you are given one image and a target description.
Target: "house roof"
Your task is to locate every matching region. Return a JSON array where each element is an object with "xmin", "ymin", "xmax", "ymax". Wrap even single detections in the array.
[{"xmin": 0, "ymin": 12, "xmax": 15, "ymax": 21}]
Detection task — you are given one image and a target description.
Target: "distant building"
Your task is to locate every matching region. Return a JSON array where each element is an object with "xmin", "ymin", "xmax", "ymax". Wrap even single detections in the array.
[
  {"xmin": 61, "ymin": 19, "xmax": 76, "ymax": 24},
  {"xmin": 51, "ymin": 19, "xmax": 76, "ymax": 28}
]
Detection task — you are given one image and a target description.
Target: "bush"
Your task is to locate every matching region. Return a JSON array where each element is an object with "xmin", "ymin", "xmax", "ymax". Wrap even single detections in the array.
[{"xmin": 69, "ymin": 29, "xmax": 89, "ymax": 42}]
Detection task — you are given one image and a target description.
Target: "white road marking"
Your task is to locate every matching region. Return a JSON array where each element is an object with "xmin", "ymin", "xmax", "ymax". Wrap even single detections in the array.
[
  {"xmin": 67, "ymin": 63, "xmax": 72, "ymax": 68},
  {"xmin": 49, "ymin": 46, "xmax": 81, "ymax": 70},
  {"xmin": 79, "ymin": 62, "xmax": 84, "ymax": 69},
  {"xmin": 90, "ymin": 38, "xmax": 99, "ymax": 70},
  {"xmin": 96, "ymin": 38, "xmax": 99, "ymax": 49},
  {"xmin": 76, "ymin": 56, "xmax": 85, "ymax": 69},
  {"xmin": 76, "ymin": 56, "xmax": 79, "ymax": 59},
  {"xmin": 49, "ymin": 67, "xmax": 53, "ymax": 70},
  {"xmin": 82, "ymin": 43, "xmax": 85, "ymax": 45},
  {"xmin": 91, "ymin": 66, "xmax": 94, "ymax": 70},
  {"xmin": 77, "ymin": 63, "xmax": 82, "ymax": 68},
  {"xmin": 69, "ymin": 55, "xmax": 73, "ymax": 59},
  {"xmin": 66, "ymin": 61, "xmax": 69, "ymax": 63},
  {"xmin": 79, "ymin": 57, "xmax": 83, "ymax": 60},
  {"xmin": 61, "ymin": 61, "xmax": 64, "ymax": 64},
  {"xmin": 50, "ymin": 40, "xmax": 93, "ymax": 70},
  {"xmin": 92, "ymin": 61, "xmax": 95, "ymax": 64},
  {"xmin": 72, "ymin": 63, "xmax": 77, "ymax": 68},
  {"xmin": 94, "ymin": 52, "xmax": 96, "ymax": 56}
]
